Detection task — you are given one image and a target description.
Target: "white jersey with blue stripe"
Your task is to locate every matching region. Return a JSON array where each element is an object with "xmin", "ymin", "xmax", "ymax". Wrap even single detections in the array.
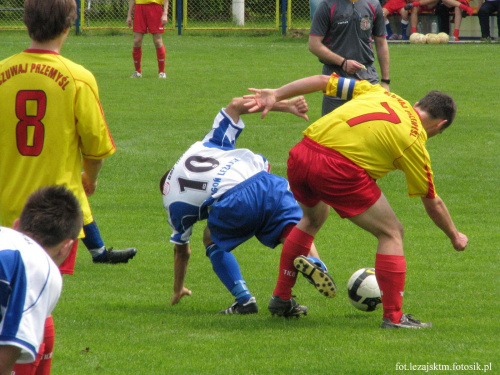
[
  {"xmin": 0, "ymin": 227, "xmax": 62, "ymax": 364},
  {"xmin": 162, "ymin": 108, "xmax": 269, "ymax": 244}
]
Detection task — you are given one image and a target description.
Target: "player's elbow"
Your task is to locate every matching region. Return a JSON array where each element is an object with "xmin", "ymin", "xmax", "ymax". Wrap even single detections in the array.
[{"xmin": 421, "ymin": 196, "xmax": 444, "ymax": 217}]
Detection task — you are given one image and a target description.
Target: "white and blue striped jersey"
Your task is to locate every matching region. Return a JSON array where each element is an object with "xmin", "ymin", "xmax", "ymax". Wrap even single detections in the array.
[
  {"xmin": 162, "ymin": 108, "xmax": 269, "ymax": 244},
  {"xmin": 0, "ymin": 227, "xmax": 62, "ymax": 364}
]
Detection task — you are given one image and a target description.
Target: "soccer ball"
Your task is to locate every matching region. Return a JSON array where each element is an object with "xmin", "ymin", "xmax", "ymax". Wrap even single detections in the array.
[
  {"xmin": 409, "ymin": 32, "xmax": 426, "ymax": 44},
  {"xmin": 426, "ymin": 33, "xmax": 440, "ymax": 44},
  {"xmin": 409, "ymin": 32, "xmax": 420, "ymax": 44},
  {"xmin": 347, "ymin": 268, "xmax": 382, "ymax": 312},
  {"xmin": 437, "ymin": 32, "xmax": 450, "ymax": 43}
]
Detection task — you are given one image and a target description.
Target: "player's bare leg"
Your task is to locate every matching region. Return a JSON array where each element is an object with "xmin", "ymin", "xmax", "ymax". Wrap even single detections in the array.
[{"xmin": 348, "ymin": 194, "xmax": 431, "ymax": 328}]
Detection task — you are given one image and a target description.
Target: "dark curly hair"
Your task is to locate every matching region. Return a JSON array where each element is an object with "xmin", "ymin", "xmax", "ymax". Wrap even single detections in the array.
[
  {"xmin": 18, "ymin": 185, "xmax": 83, "ymax": 248},
  {"xmin": 417, "ymin": 91, "xmax": 457, "ymax": 131}
]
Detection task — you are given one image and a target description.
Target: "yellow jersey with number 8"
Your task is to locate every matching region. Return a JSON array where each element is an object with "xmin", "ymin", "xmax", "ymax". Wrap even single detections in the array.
[{"xmin": 0, "ymin": 50, "xmax": 116, "ymax": 228}]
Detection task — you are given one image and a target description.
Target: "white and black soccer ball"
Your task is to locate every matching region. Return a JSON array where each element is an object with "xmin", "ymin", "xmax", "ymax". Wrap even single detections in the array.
[{"xmin": 347, "ymin": 268, "xmax": 382, "ymax": 312}]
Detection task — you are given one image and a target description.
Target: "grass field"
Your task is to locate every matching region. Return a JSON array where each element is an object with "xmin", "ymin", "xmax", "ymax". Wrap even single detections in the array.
[{"xmin": 1, "ymin": 30, "xmax": 498, "ymax": 374}]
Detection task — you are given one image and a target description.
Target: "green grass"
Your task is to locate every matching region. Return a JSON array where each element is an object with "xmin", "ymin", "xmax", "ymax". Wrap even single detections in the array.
[{"xmin": 1, "ymin": 31, "xmax": 498, "ymax": 374}]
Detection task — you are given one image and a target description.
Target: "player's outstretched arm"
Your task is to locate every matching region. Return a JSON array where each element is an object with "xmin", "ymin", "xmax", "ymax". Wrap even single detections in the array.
[
  {"xmin": 224, "ymin": 96, "xmax": 309, "ymax": 122},
  {"xmin": 170, "ymin": 243, "xmax": 192, "ymax": 305},
  {"xmin": 270, "ymin": 96, "xmax": 309, "ymax": 121},
  {"xmin": 421, "ymin": 196, "xmax": 468, "ymax": 251},
  {"xmin": 245, "ymin": 75, "xmax": 330, "ymax": 118}
]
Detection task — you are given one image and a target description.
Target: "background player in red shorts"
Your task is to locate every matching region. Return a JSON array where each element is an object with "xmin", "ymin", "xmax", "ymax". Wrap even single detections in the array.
[
  {"xmin": 245, "ymin": 74, "xmax": 468, "ymax": 328},
  {"xmin": 127, "ymin": 0, "xmax": 169, "ymax": 78},
  {"xmin": 405, "ymin": 0, "xmax": 473, "ymax": 40},
  {"xmin": 383, "ymin": 0, "xmax": 410, "ymax": 40}
]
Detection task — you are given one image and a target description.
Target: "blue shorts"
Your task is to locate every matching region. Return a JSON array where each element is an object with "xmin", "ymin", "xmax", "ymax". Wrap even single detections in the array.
[{"xmin": 207, "ymin": 171, "xmax": 302, "ymax": 252}]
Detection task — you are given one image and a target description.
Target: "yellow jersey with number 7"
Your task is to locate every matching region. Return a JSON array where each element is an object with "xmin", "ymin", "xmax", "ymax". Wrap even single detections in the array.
[{"xmin": 303, "ymin": 74, "xmax": 436, "ymax": 199}]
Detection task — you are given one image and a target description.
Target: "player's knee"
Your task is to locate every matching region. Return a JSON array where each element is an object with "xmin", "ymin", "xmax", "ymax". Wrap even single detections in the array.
[
  {"xmin": 386, "ymin": 221, "xmax": 404, "ymax": 241},
  {"xmin": 205, "ymin": 243, "xmax": 222, "ymax": 258}
]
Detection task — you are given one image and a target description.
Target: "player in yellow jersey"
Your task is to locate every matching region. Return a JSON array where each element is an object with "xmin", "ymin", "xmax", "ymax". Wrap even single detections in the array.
[
  {"xmin": 245, "ymin": 74, "xmax": 468, "ymax": 328},
  {"xmin": 127, "ymin": 0, "xmax": 169, "ymax": 78},
  {"xmin": 0, "ymin": 0, "xmax": 137, "ymax": 270}
]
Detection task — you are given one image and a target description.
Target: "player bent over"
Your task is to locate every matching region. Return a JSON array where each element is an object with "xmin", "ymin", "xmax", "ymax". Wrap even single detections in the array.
[
  {"xmin": 160, "ymin": 96, "xmax": 335, "ymax": 317},
  {"xmin": 245, "ymin": 74, "xmax": 468, "ymax": 328}
]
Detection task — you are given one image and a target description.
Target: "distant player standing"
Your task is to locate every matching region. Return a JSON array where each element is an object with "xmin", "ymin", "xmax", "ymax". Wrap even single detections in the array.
[
  {"xmin": 0, "ymin": 0, "xmax": 137, "ymax": 267},
  {"xmin": 161, "ymin": 96, "xmax": 334, "ymax": 315},
  {"xmin": 127, "ymin": 0, "xmax": 169, "ymax": 78},
  {"xmin": 246, "ymin": 74, "xmax": 468, "ymax": 327},
  {"xmin": 0, "ymin": 186, "xmax": 83, "ymax": 375}
]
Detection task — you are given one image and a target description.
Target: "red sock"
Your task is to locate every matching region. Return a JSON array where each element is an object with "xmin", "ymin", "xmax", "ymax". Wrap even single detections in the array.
[
  {"xmin": 133, "ymin": 47, "xmax": 142, "ymax": 73},
  {"xmin": 453, "ymin": 29, "xmax": 460, "ymax": 38},
  {"xmin": 459, "ymin": 3, "xmax": 473, "ymax": 16},
  {"xmin": 411, "ymin": 27, "xmax": 417, "ymax": 33},
  {"xmin": 375, "ymin": 254, "xmax": 406, "ymax": 324},
  {"xmin": 156, "ymin": 45, "xmax": 166, "ymax": 74},
  {"xmin": 273, "ymin": 227, "xmax": 313, "ymax": 300}
]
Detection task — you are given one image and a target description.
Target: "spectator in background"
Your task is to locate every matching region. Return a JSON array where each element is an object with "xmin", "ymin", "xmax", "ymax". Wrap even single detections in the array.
[
  {"xmin": 0, "ymin": 186, "xmax": 82, "ymax": 375},
  {"xmin": 478, "ymin": 0, "xmax": 500, "ymax": 40},
  {"xmin": 310, "ymin": 0, "xmax": 322, "ymax": 19},
  {"xmin": 383, "ymin": 0, "xmax": 410, "ymax": 40},
  {"xmin": 308, "ymin": 0, "xmax": 390, "ymax": 115},
  {"xmin": 127, "ymin": 0, "xmax": 169, "ymax": 78},
  {"xmin": 405, "ymin": 0, "xmax": 474, "ymax": 40},
  {"xmin": 434, "ymin": 1, "xmax": 470, "ymax": 41}
]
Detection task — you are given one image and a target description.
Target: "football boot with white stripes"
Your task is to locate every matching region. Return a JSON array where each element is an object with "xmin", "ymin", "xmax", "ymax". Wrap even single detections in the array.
[{"xmin": 219, "ymin": 296, "xmax": 258, "ymax": 315}]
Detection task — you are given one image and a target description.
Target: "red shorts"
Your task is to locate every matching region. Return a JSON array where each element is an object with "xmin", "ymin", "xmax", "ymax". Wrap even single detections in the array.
[
  {"xmin": 287, "ymin": 137, "xmax": 381, "ymax": 218},
  {"xmin": 383, "ymin": 0, "xmax": 407, "ymax": 15},
  {"xmin": 58, "ymin": 239, "xmax": 78, "ymax": 275},
  {"xmin": 133, "ymin": 3, "xmax": 164, "ymax": 34}
]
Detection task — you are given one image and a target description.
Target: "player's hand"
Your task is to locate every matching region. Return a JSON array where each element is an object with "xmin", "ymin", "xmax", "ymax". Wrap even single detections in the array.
[
  {"xmin": 344, "ymin": 60, "xmax": 366, "ymax": 74},
  {"xmin": 380, "ymin": 81, "xmax": 390, "ymax": 91},
  {"xmin": 170, "ymin": 287, "xmax": 192, "ymax": 305},
  {"xmin": 81, "ymin": 171, "xmax": 97, "ymax": 196},
  {"xmin": 452, "ymin": 232, "xmax": 468, "ymax": 252},
  {"xmin": 161, "ymin": 14, "xmax": 169, "ymax": 25},
  {"xmin": 288, "ymin": 96, "xmax": 309, "ymax": 120},
  {"xmin": 126, "ymin": 16, "xmax": 132, "ymax": 28},
  {"xmin": 244, "ymin": 88, "xmax": 277, "ymax": 119}
]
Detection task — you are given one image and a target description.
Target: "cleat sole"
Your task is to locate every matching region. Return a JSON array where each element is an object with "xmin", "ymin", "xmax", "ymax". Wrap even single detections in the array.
[{"xmin": 294, "ymin": 256, "xmax": 337, "ymax": 298}]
